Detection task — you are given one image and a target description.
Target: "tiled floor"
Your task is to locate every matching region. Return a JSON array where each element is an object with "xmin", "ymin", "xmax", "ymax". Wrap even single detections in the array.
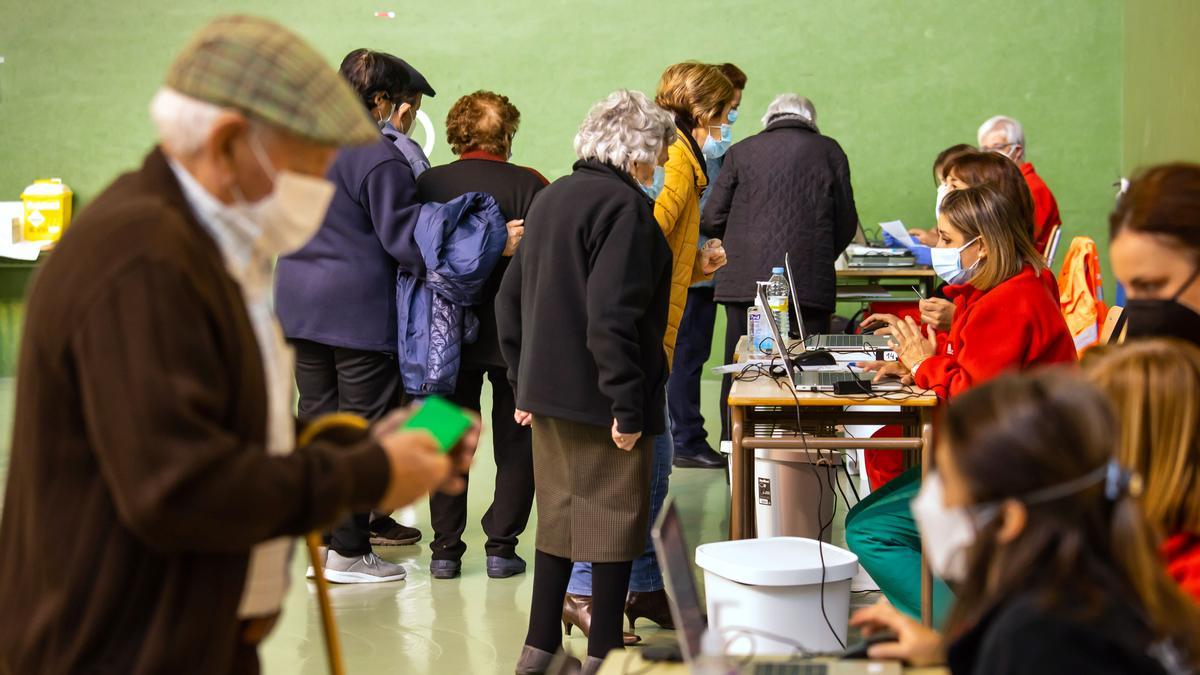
[{"xmin": 0, "ymin": 376, "xmax": 869, "ymax": 674}]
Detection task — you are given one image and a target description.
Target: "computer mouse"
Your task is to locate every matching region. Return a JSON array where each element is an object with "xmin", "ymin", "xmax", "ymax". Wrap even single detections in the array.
[
  {"xmin": 859, "ymin": 319, "xmax": 887, "ymax": 334},
  {"xmin": 794, "ymin": 349, "xmax": 837, "ymax": 366},
  {"xmin": 840, "ymin": 630, "xmax": 900, "ymax": 660}
]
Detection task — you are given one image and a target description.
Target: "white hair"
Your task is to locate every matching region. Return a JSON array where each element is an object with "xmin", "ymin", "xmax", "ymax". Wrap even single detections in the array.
[
  {"xmin": 149, "ymin": 87, "xmax": 230, "ymax": 157},
  {"xmin": 573, "ymin": 90, "xmax": 676, "ymax": 173},
  {"xmin": 977, "ymin": 115, "xmax": 1025, "ymax": 149},
  {"xmin": 762, "ymin": 93, "xmax": 817, "ymax": 130}
]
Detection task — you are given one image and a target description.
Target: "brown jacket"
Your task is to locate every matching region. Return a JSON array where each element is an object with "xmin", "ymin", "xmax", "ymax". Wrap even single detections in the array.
[{"xmin": 0, "ymin": 148, "xmax": 390, "ymax": 675}]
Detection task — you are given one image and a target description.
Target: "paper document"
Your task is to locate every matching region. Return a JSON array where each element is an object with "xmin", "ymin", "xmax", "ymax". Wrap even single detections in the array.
[
  {"xmin": 879, "ymin": 220, "xmax": 915, "ymax": 248},
  {"xmin": 0, "ymin": 242, "xmax": 47, "ymax": 261}
]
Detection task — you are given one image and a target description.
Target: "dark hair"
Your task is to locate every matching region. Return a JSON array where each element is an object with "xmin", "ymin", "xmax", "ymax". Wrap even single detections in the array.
[
  {"xmin": 943, "ymin": 150, "xmax": 1035, "ymax": 236},
  {"xmin": 932, "ymin": 144, "xmax": 975, "ymax": 185},
  {"xmin": 940, "ymin": 184, "xmax": 1044, "ymax": 290},
  {"xmin": 338, "ymin": 48, "xmax": 412, "ymax": 111},
  {"xmin": 446, "ymin": 90, "xmax": 521, "ymax": 157},
  {"xmin": 944, "ymin": 372, "xmax": 1200, "ymax": 665},
  {"xmin": 716, "ymin": 63, "xmax": 748, "ymax": 90},
  {"xmin": 1110, "ymin": 163, "xmax": 1200, "ymax": 258}
]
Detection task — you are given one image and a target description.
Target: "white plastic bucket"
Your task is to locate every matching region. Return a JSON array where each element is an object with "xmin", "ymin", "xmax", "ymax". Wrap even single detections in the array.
[{"xmin": 695, "ymin": 537, "xmax": 858, "ymax": 655}]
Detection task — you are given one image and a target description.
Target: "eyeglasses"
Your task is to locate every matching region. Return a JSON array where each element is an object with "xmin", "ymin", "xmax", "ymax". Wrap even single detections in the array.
[{"xmin": 982, "ymin": 143, "xmax": 1018, "ymax": 153}]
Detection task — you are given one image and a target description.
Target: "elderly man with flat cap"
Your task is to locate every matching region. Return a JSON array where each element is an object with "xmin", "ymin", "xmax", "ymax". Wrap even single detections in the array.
[{"xmin": 0, "ymin": 15, "xmax": 474, "ymax": 675}]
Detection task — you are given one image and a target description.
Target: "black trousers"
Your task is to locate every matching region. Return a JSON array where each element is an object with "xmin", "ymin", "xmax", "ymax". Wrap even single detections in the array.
[
  {"xmin": 291, "ymin": 339, "xmax": 401, "ymax": 557},
  {"xmin": 666, "ymin": 286, "xmax": 718, "ymax": 458},
  {"xmin": 718, "ymin": 303, "xmax": 832, "ymax": 441},
  {"xmin": 429, "ymin": 365, "xmax": 534, "ymax": 561}
]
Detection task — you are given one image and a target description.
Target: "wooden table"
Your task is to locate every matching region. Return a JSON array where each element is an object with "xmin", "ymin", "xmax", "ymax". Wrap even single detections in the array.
[
  {"xmin": 726, "ymin": 346, "xmax": 940, "ymax": 624},
  {"xmin": 837, "ymin": 266, "xmax": 937, "ymax": 301},
  {"xmin": 598, "ymin": 651, "xmax": 948, "ymax": 674}
]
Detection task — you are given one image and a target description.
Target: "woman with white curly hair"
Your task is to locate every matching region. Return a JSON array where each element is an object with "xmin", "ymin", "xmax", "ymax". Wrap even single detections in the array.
[{"xmin": 497, "ymin": 89, "xmax": 676, "ymax": 674}]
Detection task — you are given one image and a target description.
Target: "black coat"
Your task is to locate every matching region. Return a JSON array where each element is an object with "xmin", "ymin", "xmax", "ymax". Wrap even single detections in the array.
[
  {"xmin": 701, "ymin": 117, "xmax": 857, "ymax": 311},
  {"xmin": 496, "ymin": 160, "xmax": 672, "ymax": 435},
  {"xmin": 946, "ymin": 591, "xmax": 1171, "ymax": 675},
  {"xmin": 416, "ymin": 154, "xmax": 548, "ymax": 369}
]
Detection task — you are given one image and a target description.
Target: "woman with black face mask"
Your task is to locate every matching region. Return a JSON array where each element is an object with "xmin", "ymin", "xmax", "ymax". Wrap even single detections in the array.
[{"xmin": 1110, "ymin": 163, "xmax": 1200, "ymax": 345}]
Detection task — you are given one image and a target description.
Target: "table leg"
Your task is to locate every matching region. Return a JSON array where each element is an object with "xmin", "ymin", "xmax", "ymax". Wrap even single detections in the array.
[
  {"xmin": 729, "ymin": 403, "xmax": 750, "ymax": 540},
  {"xmin": 919, "ymin": 407, "xmax": 935, "ymax": 627}
]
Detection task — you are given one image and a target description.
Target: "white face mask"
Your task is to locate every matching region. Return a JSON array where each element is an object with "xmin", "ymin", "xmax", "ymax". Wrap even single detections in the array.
[
  {"xmin": 935, "ymin": 182, "xmax": 951, "ymax": 220},
  {"xmin": 930, "ymin": 236, "xmax": 981, "ymax": 285},
  {"xmin": 229, "ymin": 133, "xmax": 335, "ymax": 257},
  {"xmin": 913, "ymin": 462, "xmax": 1116, "ymax": 584},
  {"xmin": 911, "ymin": 472, "xmax": 998, "ymax": 583}
]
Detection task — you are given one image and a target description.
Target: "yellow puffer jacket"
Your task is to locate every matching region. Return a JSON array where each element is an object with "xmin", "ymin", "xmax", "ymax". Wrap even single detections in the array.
[{"xmin": 655, "ymin": 128, "xmax": 713, "ymax": 364}]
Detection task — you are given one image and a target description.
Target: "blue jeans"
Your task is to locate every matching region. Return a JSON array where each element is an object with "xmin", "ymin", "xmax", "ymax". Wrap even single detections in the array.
[{"xmin": 568, "ymin": 414, "xmax": 673, "ymax": 594}]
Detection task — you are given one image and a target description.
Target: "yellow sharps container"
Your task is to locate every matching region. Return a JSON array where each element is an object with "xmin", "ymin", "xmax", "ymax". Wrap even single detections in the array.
[{"xmin": 21, "ymin": 178, "xmax": 74, "ymax": 242}]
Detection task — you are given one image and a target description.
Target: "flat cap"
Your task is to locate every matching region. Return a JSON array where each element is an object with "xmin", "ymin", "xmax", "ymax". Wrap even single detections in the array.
[
  {"xmin": 397, "ymin": 58, "xmax": 436, "ymax": 98},
  {"xmin": 165, "ymin": 15, "xmax": 378, "ymax": 146}
]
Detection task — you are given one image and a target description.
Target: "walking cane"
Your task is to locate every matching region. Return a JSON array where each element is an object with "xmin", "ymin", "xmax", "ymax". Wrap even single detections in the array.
[{"xmin": 298, "ymin": 413, "xmax": 371, "ymax": 675}]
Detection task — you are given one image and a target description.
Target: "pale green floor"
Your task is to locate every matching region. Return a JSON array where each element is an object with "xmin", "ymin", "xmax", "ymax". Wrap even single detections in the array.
[{"xmin": 0, "ymin": 376, "xmax": 863, "ymax": 675}]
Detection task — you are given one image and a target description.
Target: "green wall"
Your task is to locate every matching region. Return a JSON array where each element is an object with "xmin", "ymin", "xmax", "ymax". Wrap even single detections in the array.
[
  {"xmin": 0, "ymin": 0, "xmax": 1124, "ymax": 374},
  {"xmin": 1122, "ymin": 0, "xmax": 1200, "ymax": 172}
]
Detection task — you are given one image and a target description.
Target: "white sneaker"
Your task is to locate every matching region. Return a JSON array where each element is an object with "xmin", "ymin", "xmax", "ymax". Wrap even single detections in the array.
[
  {"xmin": 321, "ymin": 551, "xmax": 407, "ymax": 584},
  {"xmin": 306, "ymin": 546, "xmax": 328, "ymax": 579}
]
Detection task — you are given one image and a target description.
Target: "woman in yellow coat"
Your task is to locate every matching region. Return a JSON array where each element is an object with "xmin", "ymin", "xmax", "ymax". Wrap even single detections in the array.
[{"xmin": 563, "ymin": 62, "xmax": 732, "ymax": 642}]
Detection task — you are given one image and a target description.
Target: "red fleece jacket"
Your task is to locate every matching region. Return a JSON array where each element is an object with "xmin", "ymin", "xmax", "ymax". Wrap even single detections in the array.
[
  {"xmin": 1022, "ymin": 162, "xmax": 1061, "ymax": 253},
  {"xmin": 915, "ymin": 265, "xmax": 1077, "ymax": 398},
  {"xmin": 1164, "ymin": 532, "xmax": 1200, "ymax": 604}
]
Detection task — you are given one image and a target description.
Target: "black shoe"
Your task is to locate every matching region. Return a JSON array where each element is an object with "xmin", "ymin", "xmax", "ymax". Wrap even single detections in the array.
[
  {"xmin": 486, "ymin": 554, "xmax": 527, "ymax": 579},
  {"xmin": 369, "ymin": 518, "xmax": 422, "ymax": 546},
  {"xmin": 430, "ymin": 559, "xmax": 462, "ymax": 579},
  {"xmin": 673, "ymin": 447, "xmax": 726, "ymax": 469}
]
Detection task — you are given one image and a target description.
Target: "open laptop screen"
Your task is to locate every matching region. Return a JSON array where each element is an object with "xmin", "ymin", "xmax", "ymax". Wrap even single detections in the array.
[{"xmin": 651, "ymin": 499, "xmax": 707, "ymax": 662}]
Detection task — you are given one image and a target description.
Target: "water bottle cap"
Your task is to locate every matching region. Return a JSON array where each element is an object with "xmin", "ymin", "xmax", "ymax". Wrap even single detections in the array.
[{"xmin": 771, "ymin": 267, "xmax": 784, "ymax": 274}]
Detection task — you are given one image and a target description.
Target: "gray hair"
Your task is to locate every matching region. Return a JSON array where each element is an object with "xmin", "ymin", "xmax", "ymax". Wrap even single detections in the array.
[
  {"xmin": 762, "ymin": 93, "xmax": 817, "ymax": 130},
  {"xmin": 977, "ymin": 115, "xmax": 1025, "ymax": 149},
  {"xmin": 574, "ymin": 90, "xmax": 676, "ymax": 173},
  {"xmin": 149, "ymin": 87, "xmax": 231, "ymax": 157}
]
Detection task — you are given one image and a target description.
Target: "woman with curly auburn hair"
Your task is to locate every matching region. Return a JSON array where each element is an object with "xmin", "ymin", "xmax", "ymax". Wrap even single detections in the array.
[{"xmin": 416, "ymin": 90, "xmax": 548, "ymax": 582}]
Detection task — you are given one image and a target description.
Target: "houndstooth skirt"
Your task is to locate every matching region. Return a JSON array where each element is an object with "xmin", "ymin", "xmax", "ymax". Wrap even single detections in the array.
[{"xmin": 531, "ymin": 415, "xmax": 653, "ymax": 562}]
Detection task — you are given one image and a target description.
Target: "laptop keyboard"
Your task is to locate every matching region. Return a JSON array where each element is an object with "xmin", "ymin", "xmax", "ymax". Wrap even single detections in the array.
[
  {"xmin": 752, "ymin": 664, "xmax": 828, "ymax": 675},
  {"xmin": 821, "ymin": 335, "xmax": 865, "ymax": 347}
]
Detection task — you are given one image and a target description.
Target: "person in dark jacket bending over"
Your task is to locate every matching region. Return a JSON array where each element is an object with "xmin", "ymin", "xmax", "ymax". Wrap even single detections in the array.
[
  {"xmin": 702, "ymin": 93, "xmax": 858, "ymax": 440},
  {"xmin": 417, "ymin": 90, "xmax": 547, "ymax": 581},
  {"xmin": 275, "ymin": 49, "xmax": 431, "ymax": 580},
  {"xmin": 498, "ymin": 89, "xmax": 676, "ymax": 675}
]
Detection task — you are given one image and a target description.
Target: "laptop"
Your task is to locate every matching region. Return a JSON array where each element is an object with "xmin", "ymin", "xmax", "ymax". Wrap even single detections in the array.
[
  {"xmin": 786, "ymin": 253, "xmax": 892, "ymax": 352},
  {"xmin": 757, "ymin": 284, "xmax": 901, "ymax": 393},
  {"xmin": 846, "ymin": 250, "xmax": 917, "ymax": 269},
  {"xmin": 651, "ymin": 499, "xmax": 902, "ymax": 675}
]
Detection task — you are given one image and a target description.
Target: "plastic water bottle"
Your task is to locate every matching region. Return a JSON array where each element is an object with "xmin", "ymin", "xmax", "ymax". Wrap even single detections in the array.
[{"xmin": 766, "ymin": 267, "xmax": 790, "ymax": 338}]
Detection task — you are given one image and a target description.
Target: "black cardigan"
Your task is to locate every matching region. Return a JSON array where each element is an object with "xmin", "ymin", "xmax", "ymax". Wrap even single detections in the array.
[
  {"xmin": 495, "ymin": 160, "xmax": 672, "ymax": 435},
  {"xmin": 946, "ymin": 591, "xmax": 1170, "ymax": 675},
  {"xmin": 701, "ymin": 117, "xmax": 858, "ymax": 311}
]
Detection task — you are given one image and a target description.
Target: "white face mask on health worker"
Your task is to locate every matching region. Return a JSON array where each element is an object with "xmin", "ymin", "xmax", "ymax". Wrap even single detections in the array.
[
  {"xmin": 912, "ymin": 462, "xmax": 1116, "ymax": 583},
  {"xmin": 227, "ymin": 133, "xmax": 336, "ymax": 256},
  {"xmin": 934, "ymin": 182, "xmax": 952, "ymax": 220},
  {"xmin": 930, "ymin": 236, "xmax": 981, "ymax": 285}
]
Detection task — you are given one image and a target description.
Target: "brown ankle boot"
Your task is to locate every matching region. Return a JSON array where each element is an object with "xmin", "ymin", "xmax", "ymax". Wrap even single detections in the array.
[
  {"xmin": 625, "ymin": 589, "xmax": 675, "ymax": 629},
  {"xmin": 562, "ymin": 593, "xmax": 641, "ymax": 645}
]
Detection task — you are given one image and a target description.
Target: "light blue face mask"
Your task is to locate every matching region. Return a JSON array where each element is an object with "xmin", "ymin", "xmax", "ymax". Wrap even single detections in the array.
[
  {"xmin": 727, "ymin": 108, "xmax": 739, "ymax": 124},
  {"xmin": 702, "ymin": 126, "xmax": 733, "ymax": 160},
  {"xmin": 642, "ymin": 166, "xmax": 665, "ymax": 200},
  {"xmin": 930, "ymin": 236, "xmax": 981, "ymax": 285}
]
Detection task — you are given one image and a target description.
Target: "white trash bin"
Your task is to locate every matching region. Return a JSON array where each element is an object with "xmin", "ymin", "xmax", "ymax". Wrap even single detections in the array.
[
  {"xmin": 754, "ymin": 448, "xmax": 842, "ymax": 541},
  {"xmin": 695, "ymin": 537, "xmax": 858, "ymax": 655}
]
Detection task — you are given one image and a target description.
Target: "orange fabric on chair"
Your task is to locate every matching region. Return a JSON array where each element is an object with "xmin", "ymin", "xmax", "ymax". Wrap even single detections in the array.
[{"xmin": 1057, "ymin": 236, "xmax": 1108, "ymax": 354}]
